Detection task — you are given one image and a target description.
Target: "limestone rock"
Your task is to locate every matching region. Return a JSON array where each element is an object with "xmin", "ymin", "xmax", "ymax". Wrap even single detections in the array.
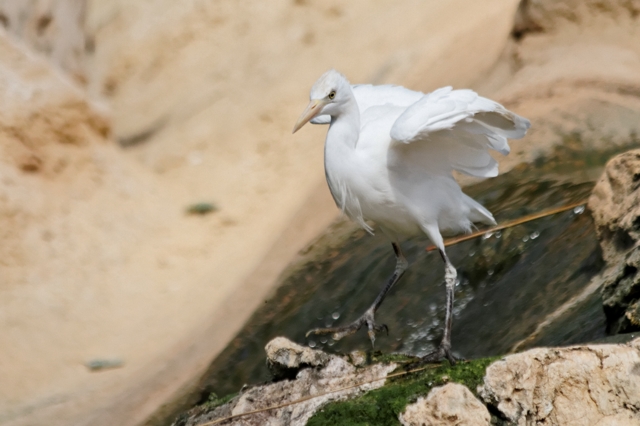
[
  {"xmin": 265, "ymin": 336, "xmax": 331, "ymax": 379},
  {"xmin": 589, "ymin": 150, "xmax": 640, "ymax": 264},
  {"xmin": 479, "ymin": 338, "xmax": 640, "ymax": 425},
  {"xmin": 589, "ymin": 150, "xmax": 640, "ymax": 333},
  {"xmin": 348, "ymin": 350, "xmax": 367, "ymax": 367},
  {"xmin": 399, "ymin": 383, "xmax": 490, "ymax": 426},
  {"xmin": 175, "ymin": 337, "xmax": 397, "ymax": 426}
]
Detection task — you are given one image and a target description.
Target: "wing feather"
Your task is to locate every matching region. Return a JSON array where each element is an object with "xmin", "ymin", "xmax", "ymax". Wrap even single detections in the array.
[{"xmin": 389, "ymin": 88, "xmax": 530, "ymax": 177}]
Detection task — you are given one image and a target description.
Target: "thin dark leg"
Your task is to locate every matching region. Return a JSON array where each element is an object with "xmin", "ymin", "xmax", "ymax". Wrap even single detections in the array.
[
  {"xmin": 307, "ymin": 242, "xmax": 408, "ymax": 346},
  {"xmin": 371, "ymin": 242, "xmax": 407, "ymax": 312}
]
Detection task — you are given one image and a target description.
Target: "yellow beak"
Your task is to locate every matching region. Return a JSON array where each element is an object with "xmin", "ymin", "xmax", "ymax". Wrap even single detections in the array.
[{"xmin": 292, "ymin": 99, "xmax": 325, "ymax": 134}]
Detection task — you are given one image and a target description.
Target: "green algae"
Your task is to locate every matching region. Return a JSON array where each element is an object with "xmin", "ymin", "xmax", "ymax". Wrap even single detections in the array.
[
  {"xmin": 307, "ymin": 356, "xmax": 498, "ymax": 426},
  {"xmin": 201, "ymin": 392, "xmax": 237, "ymax": 410}
]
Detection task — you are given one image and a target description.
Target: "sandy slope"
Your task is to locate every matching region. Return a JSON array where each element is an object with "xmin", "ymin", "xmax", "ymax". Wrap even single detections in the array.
[
  {"xmin": 0, "ymin": 32, "xmax": 222, "ymax": 424},
  {"xmin": 5, "ymin": 0, "xmax": 640, "ymax": 425}
]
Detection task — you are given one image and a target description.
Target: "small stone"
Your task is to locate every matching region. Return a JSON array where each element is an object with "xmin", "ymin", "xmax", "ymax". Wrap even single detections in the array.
[
  {"xmin": 265, "ymin": 337, "xmax": 330, "ymax": 379},
  {"xmin": 399, "ymin": 383, "xmax": 490, "ymax": 426},
  {"xmin": 349, "ymin": 350, "xmax": 367, "ymax": 367}
]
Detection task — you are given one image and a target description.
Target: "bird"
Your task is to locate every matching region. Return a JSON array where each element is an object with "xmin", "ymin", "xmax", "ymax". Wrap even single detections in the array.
[{"xmin": 292, "ymin": 69, "xmax": 530, "ymax": 364}]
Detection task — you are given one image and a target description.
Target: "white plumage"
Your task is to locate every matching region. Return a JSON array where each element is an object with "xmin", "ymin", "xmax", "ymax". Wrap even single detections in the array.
[{"xmin": 293, "ymin": 69, "xmax": 530, "ymax": 363}]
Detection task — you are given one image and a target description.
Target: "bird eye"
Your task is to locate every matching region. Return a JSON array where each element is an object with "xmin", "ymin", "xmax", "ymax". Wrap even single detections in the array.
[{"xmin": 328, "ymin": 91, "xmax": 336, "ymax": 100}]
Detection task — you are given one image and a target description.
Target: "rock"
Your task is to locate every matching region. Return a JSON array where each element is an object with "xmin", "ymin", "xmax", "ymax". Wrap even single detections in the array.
[
  {"xmin": 265, "ymin": 336, "xmax": 331, "ymax": 379},
  {"xmin": 479, "ymin": 338, "xmax": 640, "ymax": 425},
  {"xmin": 589, "ymin": 150, "xmax": 640, "ymax": 333},
  {"xmin": 399, "ymin": 383, "xmax": 490, "ymax": 426},
  {"xmin": 175, "ymin": 337, "xmax": 397, "ymax": 426},
  {"xmin": 600, "ymin": 250, "xmax": 640, "ymax": 334},
  {"xmin": 589, "ymin": 150, "xmax": 640, "ymax": 264},
  {"xmin": 348, "ymin": 350, "xmax": 367, "ymax": 367},
  {"xmin": 176, "ymin": 338, "xmax": 640, "ymax": 426}
]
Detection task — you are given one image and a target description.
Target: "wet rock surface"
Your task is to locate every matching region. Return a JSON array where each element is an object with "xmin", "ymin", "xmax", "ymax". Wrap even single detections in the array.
[
  {"xmin": 399, "ymin": 383, "xmax": 490, "ymax": 426},
  {"xmin": 589, "ymin": 150, "xmax": 640, "ymax": 333},
  {"xmin": 479, "ymin": 338, "xmax": 640, "ymax": 426}
]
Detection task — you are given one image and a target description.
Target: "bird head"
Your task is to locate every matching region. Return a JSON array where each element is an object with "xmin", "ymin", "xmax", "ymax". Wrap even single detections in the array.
[{"xmin": 292, "ymin": 69, "xmax": 351, "ymax": 133}]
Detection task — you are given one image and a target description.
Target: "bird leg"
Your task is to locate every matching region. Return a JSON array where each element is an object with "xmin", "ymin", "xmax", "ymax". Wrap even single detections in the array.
[
  {"xmin": 414, "ymin": 248, "xmax": 460, "ymax": 366},
  {"xmin": 306, "ymin": 242, "xmax": 408, "ymax": 347}
]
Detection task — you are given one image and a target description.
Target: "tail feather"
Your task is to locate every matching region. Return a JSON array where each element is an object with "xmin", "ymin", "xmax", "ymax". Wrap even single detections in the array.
[{"xmin": 463, "ymin": 193, "xmax": 496, "ymax": 226}]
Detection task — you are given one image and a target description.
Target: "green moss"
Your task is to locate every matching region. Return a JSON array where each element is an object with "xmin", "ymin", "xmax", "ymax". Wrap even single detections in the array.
[
  {"xmin": 367, "ymin": 351, "xmax": 419, "ymax": 365},
  {"xmin": 307, "ymin": 357, "xmax": 498, "ymax": 426},
  {"xmin": 201, "ymin": 392, "xmax": 237, "ymax": 410}
]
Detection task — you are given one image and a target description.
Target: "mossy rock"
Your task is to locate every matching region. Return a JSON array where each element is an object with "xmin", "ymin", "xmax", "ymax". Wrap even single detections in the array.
[{"xmin": 307, "ymin": 356, "xmax": 497, "ymax": 426}]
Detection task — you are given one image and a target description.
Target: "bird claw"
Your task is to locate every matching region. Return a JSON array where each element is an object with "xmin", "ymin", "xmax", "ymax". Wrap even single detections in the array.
[
  {"xmin": 306, "ymin": 309, "xmax": 389, "ymax": 347},
  {"xmin": 405, "ymin": 344, "xmax": 462, "ymax": 370},
  {"xmin": 366, "ymin": 323, "xmax": 388, "ymax": 347},
  {"xmin": 305, "ymin": 324, "xmax": 360, "ymax": 341}
]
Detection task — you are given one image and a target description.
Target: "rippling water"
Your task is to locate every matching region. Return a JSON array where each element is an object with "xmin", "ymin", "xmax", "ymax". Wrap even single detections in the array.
[{"xmin": 195, "ymin": 139, "xmax": 635, "ymax": 399}]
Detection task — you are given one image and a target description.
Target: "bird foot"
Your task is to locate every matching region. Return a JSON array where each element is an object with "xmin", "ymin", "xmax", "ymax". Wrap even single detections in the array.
[
  {"xmin": 406, "ymin": 344, "xmax": 462, "ymax": 369},
  {"xmin": 306, "ymin": 308, "xmax": 388, "ymax": 347}
]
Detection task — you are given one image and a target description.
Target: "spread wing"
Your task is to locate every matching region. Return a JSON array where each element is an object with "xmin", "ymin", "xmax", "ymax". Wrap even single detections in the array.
[{"xmin": 390, "ymin": 87, "xmax": 530, "ymax": 178}]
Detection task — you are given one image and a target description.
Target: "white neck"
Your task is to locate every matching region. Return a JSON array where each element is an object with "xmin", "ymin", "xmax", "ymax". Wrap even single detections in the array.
[
  {"xmin": 322, "ymin": 93, "xmax": 362, "ymax": 222},
  {"xmin": 326, "ymin": 96, "xmax": 360, "ymax": 150}
]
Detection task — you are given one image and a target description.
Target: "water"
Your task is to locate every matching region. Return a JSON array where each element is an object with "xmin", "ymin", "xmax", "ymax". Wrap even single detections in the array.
[{"xmin": 193, "ymin": 140, "xmax": 635, "ymax": 399}]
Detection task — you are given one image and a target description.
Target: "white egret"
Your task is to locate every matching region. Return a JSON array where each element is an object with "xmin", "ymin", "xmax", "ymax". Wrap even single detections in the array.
[{"xmin": 293, "ymin": 70, "xmax": 530, "ymax": 363}]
